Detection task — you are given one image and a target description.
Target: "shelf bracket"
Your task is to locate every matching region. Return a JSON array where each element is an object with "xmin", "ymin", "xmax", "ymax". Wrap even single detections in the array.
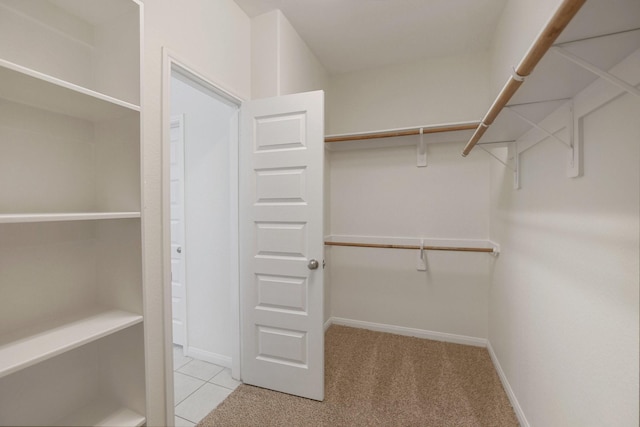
[
  {"xmin": 417, "ymin": 128, "xmax": 427, "ymax": 167},
  {"xmin": 509, "ymin": 142, "xmax": 520, "ymax": 190},
  {"xmin": 489, "ymin": 241, "xmax": 501, "ymax": 257},
  {"xmin": 479, "ymin": 145, "xmax": 515, "ymax": 171},
  {"xmin": 566, "ymin": 102, "xmax": 580, "ymax": 178},
  {"xmin": 479, "ymin": 142, "xmax": 519, "ymax": 190},
  {"xmin": 550, "ymin": 47, "xmax": 640, "ymax": 98},
  {"xmin": 416, "ymin": 239, "xmax": 427, "ymax": 271},
  {"xmin": 505, "ymin": 107, "xmax": 572, "ymax": 149},
  {"xmin": 507, "ymin": 102, "xmax": 580, "ymax": 179}
]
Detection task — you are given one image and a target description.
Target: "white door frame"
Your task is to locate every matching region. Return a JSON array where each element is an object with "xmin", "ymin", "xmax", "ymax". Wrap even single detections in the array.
[
  {"xmin": 170, "ymin": 114, "xmax": 187, "ymax": 350},
  {"xmin": 161, "ymin": 48, "xmax": 244, "ymax": 423}
]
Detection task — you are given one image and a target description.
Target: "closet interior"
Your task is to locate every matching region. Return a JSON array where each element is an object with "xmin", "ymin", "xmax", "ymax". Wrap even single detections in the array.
[
  {"xmin": 0, "ymin": 0, "xmax": 145, "ymax": 425},
  {"xmin": 323, "ymin": 0, "xmax": 638, "ymax": 364},
  {"xmin": 0, "ymin": 0, "xmax": 637, "ymax": 424}
]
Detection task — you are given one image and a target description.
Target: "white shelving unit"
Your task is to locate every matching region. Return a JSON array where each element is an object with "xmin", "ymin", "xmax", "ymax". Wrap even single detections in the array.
[{"xmin": 0, "ymin": 0, "xmax": 145, "ymax": 425}]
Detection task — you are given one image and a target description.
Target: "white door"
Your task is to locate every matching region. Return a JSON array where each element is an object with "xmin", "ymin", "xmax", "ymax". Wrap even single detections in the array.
[
  {"xmin": 170, "ymin": 115, "xmax": 187, "ymax": 348},
  {"xmin": 240, "ymin": 91, "xmax": 324, "ymax": 401}
]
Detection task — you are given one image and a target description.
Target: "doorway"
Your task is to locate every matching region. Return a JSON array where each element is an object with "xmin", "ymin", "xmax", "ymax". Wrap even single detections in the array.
[
  {"xmin": 162, "ymin": 50, "xmax": 326, "ymax": 424},
  {"xmin": 162, "ymin": 51, "xmax": 242, "ymax": 423}
]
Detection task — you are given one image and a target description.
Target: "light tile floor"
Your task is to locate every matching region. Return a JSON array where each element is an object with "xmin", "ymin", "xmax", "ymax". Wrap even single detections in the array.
[{"xmin": 173, "ymin": 345, "xmax": 241, "ymax": 427}]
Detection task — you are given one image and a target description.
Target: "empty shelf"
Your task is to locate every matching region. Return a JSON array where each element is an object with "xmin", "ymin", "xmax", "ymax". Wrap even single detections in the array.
[
  {"xmin": 0, "ymin": 212, "xmax": 141, "ymax": 224},
  {"xmin": 0, "ymin": 59, "xmax": 140, "ymax": 122},
  {"xmin": 0, "ymin": 308, "xmax": 143, "ymax": 379}
]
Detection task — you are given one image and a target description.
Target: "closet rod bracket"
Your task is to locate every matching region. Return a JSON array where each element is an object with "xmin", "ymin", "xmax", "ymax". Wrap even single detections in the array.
[
  {"xmin": 505, "ymin": 107, "xmax": 572, "ymax": 149},
  {"xmin": 508, "ymin": 101, "xmax": 579, "ymax": 183},
  {"xmin": 417, "ymin": 128, "xmax": 427, "ymax": 167},
  {"xmin": 550, "ymin": 47, "xmax": 640, "ymax": 98},
  {"xmin": 479, "ymin": 144, "xmax": 515, "ymax": 172},
  {"xmin": 489, "ymin": 241, "xmax": 501, "ymax": 256},
  {"xmin": 509, "ymin": 142, "xmax": 520, "ymax": 190},
  {"xmin": 416, "ymin": 239, "xmax": 427, "ymax": 270},
  {"xmin": 479, "ymin": 142, "xmax": 520, "ymax": 190},
  {"xmin": 511, "ymin": 67, "xmax": 526, "ymax": 82}
]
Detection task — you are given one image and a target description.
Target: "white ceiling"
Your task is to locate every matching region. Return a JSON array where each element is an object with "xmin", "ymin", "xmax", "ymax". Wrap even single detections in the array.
[{"xmin": 234, "ymin": 0, "xmax": 508, "ymax": 75}]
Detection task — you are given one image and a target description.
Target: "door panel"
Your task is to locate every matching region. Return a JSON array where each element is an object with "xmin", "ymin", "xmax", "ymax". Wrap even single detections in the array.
[{"xmin": 240, "ymin": 91, "xmax": 324, "ymax": 401}]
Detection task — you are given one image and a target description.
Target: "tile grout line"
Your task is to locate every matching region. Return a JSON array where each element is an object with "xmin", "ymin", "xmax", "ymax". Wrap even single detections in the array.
[
  {"xmin": 174, "ymin": 370, "xmax": 237, "ymax": 417},
  {"xmin": 176, "ymin": 369, "xmax": 220, "ymax": 383},
  {"xmin": 173, "ymin": 352, "xmax": 238, "ymax": 423},
  {"xmin": 175, "ymin": 415, "xmax": 196, "ymax": 427},
  {"xmin": 205, "ymin": 379, "xmax": 241, "ymax": 391},
  {"xmin": 174, "ymin": 379, "xmax": 208, "ymax": 407},
  {"xmin": 175, "ymin": 381, "xmax": 235, "ymax": 424}
]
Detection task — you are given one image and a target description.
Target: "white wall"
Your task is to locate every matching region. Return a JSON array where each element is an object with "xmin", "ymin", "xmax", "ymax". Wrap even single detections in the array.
[
  {"xmin": 489, "ymin": 0, "xmax": 561, "ymax": 93},
  {"xmin": 250, "ymin": 11, "xmax": 278, "ymax": 99},
  {"xmin": 327, "ymin": 53, "xmax": 490, "ymax": 135},
  {"xmin": 170, "ymin": 74, "xmax": 237, "ymax": 365},
  {"xmin": 140, "ymin": 1, "xmax": 250, "ymax": 425},
  {"xmin": 325, "ymin": 49, "xmax": 494, "ymax": 339},
  {"xmin": 328, "ymin": 141, "xmax": 492, "ymax": 339},
  {"xmin": 251, "ymin": 9, "xmax": 329, "ymax": 99},
  {"xmin": 278, "ymin": 11, "xmax": 329, "ymax": 97},
  {"xmin": 488, "ymin": 60, "xmax": 639, "ymax": 425}
]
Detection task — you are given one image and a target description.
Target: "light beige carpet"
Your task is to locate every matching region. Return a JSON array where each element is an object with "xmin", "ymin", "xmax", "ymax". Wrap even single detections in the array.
[{"xmin": 197, "ymin": 325, "xmax": 519, "ymax": 426}]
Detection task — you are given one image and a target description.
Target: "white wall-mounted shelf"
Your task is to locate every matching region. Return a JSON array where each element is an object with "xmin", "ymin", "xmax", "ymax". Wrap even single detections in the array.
[
  {"xmin": 472, "ymin": 0, "xmax": 640, "ymax": 190},
  {"xmin": 0, "ymin": 59, "xmax": 139, "ymax": 122},
  {"xmin": 482, "ymin": 28, "xmax": 640, "ymax": 145},
  {"xmin": 0, "ymin": 307, "xmax": 142, "ymax": 379},
  {"xmin": 480, "ymin": 0, "xmax": 640, "ymax": 143},
  {"xmin": 0, "ymin": 212, "xmax": 141, "ymax": 224}
]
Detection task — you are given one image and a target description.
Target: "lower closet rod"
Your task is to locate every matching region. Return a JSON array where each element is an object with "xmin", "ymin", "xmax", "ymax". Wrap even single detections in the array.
[{"xmin": 324, "ymin": 241, "xmax": 495, "ymax": 253}]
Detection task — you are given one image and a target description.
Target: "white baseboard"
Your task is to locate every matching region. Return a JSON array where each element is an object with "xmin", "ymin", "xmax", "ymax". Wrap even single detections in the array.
[
  {"xmin": 186, "ymin": 347, "xmax": 232, "ymax": 369},
  {"xmin": 325, "ymin": 317, "xmax": 487, "ymax": 347},
  {"xmin": 487, "ymin": 341, "xmax": 529, "ymax": 427}
]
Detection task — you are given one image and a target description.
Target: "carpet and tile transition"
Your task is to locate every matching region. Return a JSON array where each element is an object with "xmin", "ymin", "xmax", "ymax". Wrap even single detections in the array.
[{"xmin": 197, "ymin": 325, "xmax": 519, "ymax": 426}]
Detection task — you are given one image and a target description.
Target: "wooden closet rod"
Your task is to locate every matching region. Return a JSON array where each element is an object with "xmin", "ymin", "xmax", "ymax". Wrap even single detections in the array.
[
  {"xmin": 461, "ymin": 0, "xmax": 586, "ymax": 157},
  {"xmin": 325, "ymin": 241, "xmax": 495, "ymax": 253},
  {"xmin": 326, "ymin": 122, "xmax": 479, "ymax": 143}
]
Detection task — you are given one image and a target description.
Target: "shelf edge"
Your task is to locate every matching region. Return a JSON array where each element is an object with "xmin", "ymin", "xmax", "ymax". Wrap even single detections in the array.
[
  {"xmin": 0, "ymin": 309, "xmax": 143, "ymax": 379},
  {"xmin": 0, "ymin": 59, "xmax": 141, "ymax": 113},
  {"xmin": 0, "ymin": 212, "xmax": 141, "ymax": 224}
]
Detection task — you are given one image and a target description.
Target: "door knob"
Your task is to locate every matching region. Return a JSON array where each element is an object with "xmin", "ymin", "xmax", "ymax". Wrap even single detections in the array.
[
  {"xmin": 307, "ymin": 259, "xmax": 319, "ymax": 270},
  {"xmin": 177, "ymin": 247, "xmax": 182, "ymax": 254}
]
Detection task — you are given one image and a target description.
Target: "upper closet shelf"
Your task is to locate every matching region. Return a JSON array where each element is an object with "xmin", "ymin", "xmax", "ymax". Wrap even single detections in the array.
[
  {"xmin": 0, "ymin": 59, "xmax": 140, "ymax": 121},
  {"xmin": 463, "ymin": 0, "xmax": 640, "ymax": 155},
  {"xmin": 0, "ymin": 212, "xmax": 141, "ymax": 224}
]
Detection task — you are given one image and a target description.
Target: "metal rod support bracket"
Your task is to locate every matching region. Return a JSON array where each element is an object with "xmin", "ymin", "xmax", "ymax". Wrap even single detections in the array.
[
  {"xmin": 416, "ymin": 239, "xmax": 427, "ymax": 271},
  {"xmin": 417, "ymin": 128, "xmax": 427, "ymax": 167},
  {"xmin": 551, "ymin": 46, "xmax": 640, "ymax": 98},
  {"xmin": 506, "ymin": 107, "xmax": 572, "ymax": 149}
]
